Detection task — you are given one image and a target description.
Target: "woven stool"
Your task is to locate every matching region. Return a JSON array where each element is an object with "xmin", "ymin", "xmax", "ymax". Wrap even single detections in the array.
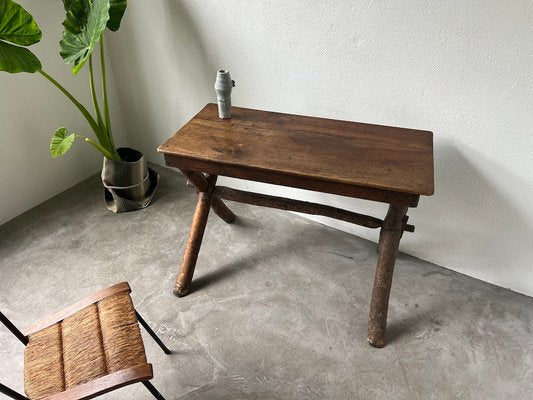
[{"xmin": 0, "ymin": 282, "xmax": 170, "ymax": 400}]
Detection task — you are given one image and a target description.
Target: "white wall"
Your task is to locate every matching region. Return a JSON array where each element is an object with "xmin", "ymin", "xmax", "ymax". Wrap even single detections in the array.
[
  {"xmin": 0, "ymin": 1, "xmax": 127, "ymax": 225},
  {"xmin": 107, "ymin": 0, "xmax": 533, "ymax": 296}
]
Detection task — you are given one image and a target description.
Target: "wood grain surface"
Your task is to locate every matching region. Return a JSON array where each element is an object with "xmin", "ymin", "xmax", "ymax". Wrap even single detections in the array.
[{"xmin": 158, "ymin": 103, "xmax": 434, "ymax": 197}]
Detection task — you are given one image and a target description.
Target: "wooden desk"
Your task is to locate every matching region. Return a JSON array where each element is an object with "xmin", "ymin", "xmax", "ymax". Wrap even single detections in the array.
[{"xmin": 158, "ymin": 103, "xmax": 434, "ymax": 347}]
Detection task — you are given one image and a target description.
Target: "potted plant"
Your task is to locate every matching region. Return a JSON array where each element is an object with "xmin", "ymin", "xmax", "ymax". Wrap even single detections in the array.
[{"xmin": 0, "ymin": 0, "xmax": 158, "ymax": 212}]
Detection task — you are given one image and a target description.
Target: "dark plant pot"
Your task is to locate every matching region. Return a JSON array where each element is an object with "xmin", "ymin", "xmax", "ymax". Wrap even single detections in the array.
[{"xmin": 101, "ymin": 147, "xmax": 159, "ymax": 213}]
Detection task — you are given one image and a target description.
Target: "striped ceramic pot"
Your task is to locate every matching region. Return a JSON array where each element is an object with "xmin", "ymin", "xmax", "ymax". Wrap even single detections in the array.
[{"xmin": 101, "ymin": 148, "xmax": 159, "ymax": 213}]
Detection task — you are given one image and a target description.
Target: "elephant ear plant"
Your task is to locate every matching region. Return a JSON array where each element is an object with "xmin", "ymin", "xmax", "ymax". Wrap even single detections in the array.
[
  {"xmin": 0, "ymin": 0, "xmax": 126, "ymax": 160},
  {"xmin": 0, "ymin": 0, "xmax": 159, "ymax": 212}
]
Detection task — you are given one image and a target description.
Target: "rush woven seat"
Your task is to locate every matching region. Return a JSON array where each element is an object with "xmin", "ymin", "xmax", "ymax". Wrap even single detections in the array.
[{"xmin": 1, "ymin": 282, "xmax": 170, "ymax": 400}]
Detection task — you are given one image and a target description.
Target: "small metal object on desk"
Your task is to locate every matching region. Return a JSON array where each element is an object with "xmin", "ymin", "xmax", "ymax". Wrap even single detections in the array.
[{"xmin": 214, "ymin": 69, "xmax": 235, "ymax": 119}]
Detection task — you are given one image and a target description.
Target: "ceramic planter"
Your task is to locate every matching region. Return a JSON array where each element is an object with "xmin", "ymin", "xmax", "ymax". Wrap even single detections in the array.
[{"xmin": 101, "ymin": 147, "xmax": 159, "ymax": 213}]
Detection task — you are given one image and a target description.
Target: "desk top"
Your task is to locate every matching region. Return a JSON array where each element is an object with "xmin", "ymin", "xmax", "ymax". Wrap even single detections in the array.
[{"xmin": 158, "ymin": 103, "xmax": 434, "ymax": 200}]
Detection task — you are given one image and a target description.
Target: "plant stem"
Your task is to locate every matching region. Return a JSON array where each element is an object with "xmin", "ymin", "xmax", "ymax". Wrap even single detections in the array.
[
  {"xmin": 38, "ymin": 69, "xmax": 119, "ymax": 159},
  {"xmin": 99, "ymin": 34, "xmax": 118, "ymax": 158},
  {"xmin": 85, "ymin": 137, "xmax": 115, "ymax": 160},
  {"xmin": 89, "ymin": 55, "xmax": 104, "ymax": 130}
]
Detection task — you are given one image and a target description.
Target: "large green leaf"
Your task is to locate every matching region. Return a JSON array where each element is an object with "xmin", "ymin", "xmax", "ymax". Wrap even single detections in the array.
[
  {"xmin": 62, "ymin": 0, "xmax": 75, "ymax": 12},
  {"xmin": 107, "ymin": 0, "xmax": 126, "ymax": 31},
  {"xmin": 62, "ymin": 0, "xmax": 126, "ymax": 34},
  {"xmin": 59, "ymin": 0, "xmax": 110, "ymax": 75},
  {"xmin": 50, "ymin": 127, "xmax": 76, "ymax": 158},
  {"xmin": 0, "ymin": 0, "xmax": 42, "ymax": 46},
  {"xmin": 0, "ymin": 40, "xmax": 41, "ymax": 73},
  {"xmin": 62, "ymin": 0, "xmax": 90, "ymax": 35}
]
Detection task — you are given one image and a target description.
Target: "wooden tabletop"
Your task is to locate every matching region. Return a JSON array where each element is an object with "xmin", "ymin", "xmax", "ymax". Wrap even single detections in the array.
[{"xmin": 159, "ymin": 103, "xmax": 434, "ymax": 201}]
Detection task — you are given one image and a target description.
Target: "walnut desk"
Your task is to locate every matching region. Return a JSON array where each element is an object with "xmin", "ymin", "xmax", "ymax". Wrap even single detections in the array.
[{"xmin": 158, "ymin": 103, "xmax": 434, "ymax": 348}]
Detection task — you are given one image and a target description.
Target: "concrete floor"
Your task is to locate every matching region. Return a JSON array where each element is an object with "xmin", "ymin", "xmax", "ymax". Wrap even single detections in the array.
[{"xmin": 1, "ymin": 165, "xmax": 532, "ymax": 400}]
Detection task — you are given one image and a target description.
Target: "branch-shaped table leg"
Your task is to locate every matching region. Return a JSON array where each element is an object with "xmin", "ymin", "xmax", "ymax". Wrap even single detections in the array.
[
  {"xmin": 174, "ymin": 174, "xmax": 218, "ymax": 297},
  {"xmin": 180, "ymin": 170, "xmax": 236, "ymax": 223},
  {"xmin": 367, "ymin": 204, "xmax": 408, "ymax": 347}
]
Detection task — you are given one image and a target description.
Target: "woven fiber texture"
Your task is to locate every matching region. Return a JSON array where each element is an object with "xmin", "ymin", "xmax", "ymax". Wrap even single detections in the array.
[
  {"xmin": 24, "ymin": 292, "xmax": 147, "ymax": 399},
  {"xmin": 24, "ymin": 324, "xmax": 64, "ymax": 399}
]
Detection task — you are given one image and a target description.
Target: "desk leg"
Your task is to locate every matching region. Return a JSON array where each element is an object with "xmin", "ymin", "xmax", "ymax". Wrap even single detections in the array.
[
  {"xmin": 175, "ymin": 175, "xmax": 217, "ymax": 297},
  {"xmin": 367, "ymin": 204, "xmax": 408, "ymax": 348},
  {"xmin": 181, "ymin": 170, "xmax": 236, "ymax": 223}
]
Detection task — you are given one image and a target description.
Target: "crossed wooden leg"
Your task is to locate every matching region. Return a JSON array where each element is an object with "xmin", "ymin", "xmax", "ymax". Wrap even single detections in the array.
[
  {"xmin": 367, "ymin": 204, "xmax": 408, "ymax": 348},
  {"xmin": 181, "ymin": 170, "xmax": 236, "ymax": 223},
  {"xmin": 174, "ymin": 171, "xmax": 235, "ymax": 297},
  {"xmin": 175, "ymin": 175, "xmax": 409, "ymax": 348}
]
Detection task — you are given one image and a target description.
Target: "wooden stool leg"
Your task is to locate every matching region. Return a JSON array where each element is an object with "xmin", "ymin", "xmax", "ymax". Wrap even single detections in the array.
[
  {"xmin": 174, "ymin": 175, "xmax": 217, "ymax": 297},
  {"xmin": 367, "ymin": 204, "xmax": 408, "ymax": 348}
]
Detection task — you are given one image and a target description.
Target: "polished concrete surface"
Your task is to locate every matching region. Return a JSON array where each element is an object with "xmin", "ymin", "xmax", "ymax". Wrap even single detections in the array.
[{"xmin": 1, "ymin": 165, "xmax": 532, "ymax": 399}]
